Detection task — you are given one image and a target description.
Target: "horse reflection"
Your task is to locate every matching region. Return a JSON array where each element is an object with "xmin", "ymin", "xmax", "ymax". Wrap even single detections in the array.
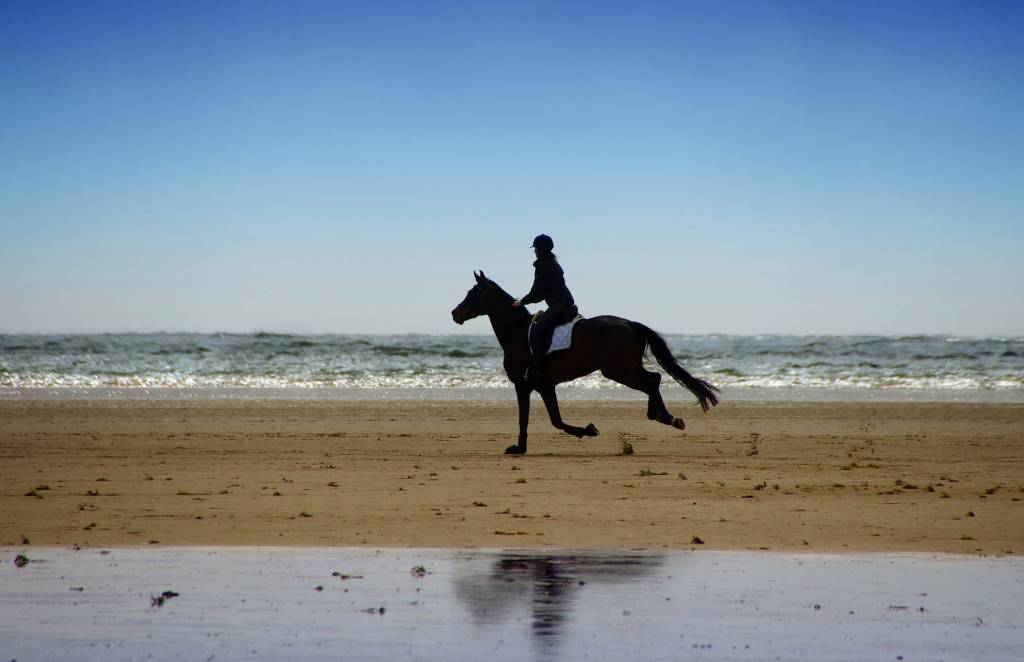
[{"xmin": 453, "ymin": 553, "xmax": 665, "ymax": 658}]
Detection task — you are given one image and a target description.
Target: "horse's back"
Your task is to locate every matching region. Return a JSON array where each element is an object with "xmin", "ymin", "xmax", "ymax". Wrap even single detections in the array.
[
  {"xmin": 576, "ymin": 315, "xmax": 643, "ymax": 346},
  {"xmin": 578, "ymin": 314, "xmax": 637, "ymax": 333}
]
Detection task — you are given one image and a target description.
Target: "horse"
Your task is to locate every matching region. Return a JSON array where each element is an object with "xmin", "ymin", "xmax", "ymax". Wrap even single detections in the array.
[{"xmin": 451, "ymin": 271, "xmax": 719, "ymax": 454}]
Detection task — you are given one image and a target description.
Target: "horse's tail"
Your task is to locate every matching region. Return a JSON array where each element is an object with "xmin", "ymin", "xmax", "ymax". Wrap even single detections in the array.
[{"xmin": 633, "ymin": 323, "xmax": 720, "ymax": 412}]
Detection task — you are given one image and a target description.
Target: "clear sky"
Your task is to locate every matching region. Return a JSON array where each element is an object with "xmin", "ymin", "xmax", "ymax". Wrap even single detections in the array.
[{"xmin": 2, "ymin": 1, "xmax": 1021, "ymax": 336}]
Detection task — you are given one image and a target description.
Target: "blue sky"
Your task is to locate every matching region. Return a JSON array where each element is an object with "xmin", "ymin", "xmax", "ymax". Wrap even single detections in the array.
[{"xmin": 2, "ymin": 0, "xmax": 1021, "ymax": 335}]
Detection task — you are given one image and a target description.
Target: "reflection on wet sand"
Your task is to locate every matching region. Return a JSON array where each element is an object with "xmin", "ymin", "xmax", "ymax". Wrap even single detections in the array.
[
  {"xmin": 4, "ymin": 548, "xmax": 1022, "ymax": 661},
  {"xmin": 454, "ymin": 552, "xmax": 666, "ymax": 657}
]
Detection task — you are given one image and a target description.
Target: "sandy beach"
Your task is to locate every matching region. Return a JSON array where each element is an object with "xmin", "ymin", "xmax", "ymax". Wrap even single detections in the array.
[{"xmin": 2, "ymin": 397, "xmax": 1022, "ymax": 553}]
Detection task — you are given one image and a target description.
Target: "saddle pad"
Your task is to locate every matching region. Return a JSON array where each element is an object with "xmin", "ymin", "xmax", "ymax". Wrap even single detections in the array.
[{"xmin": 546, "ymin": 315, "xmax": 583, "ymax": 355}]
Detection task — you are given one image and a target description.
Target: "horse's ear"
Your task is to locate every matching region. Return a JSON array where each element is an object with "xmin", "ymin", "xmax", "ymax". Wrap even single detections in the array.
[
  {"xmin": 473, "ymin": 271, "xmax": 482, "ymax": 282},
  {"xmin": 479, "ymin": 271, "xmax": 487, "ymax": 281}
]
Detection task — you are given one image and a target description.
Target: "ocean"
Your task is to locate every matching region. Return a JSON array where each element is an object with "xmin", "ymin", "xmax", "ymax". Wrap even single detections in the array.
[{"xmin": 1, "ymin": 333, "xmax": 1021, "ymax": 400}]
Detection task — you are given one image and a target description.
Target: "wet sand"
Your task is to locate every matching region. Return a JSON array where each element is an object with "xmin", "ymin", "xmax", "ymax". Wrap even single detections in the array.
[
  {"xmin": 2, "ymin": 398, "xmax": 1023, "ymax": 553},
  {"xmin": 3, "ymin": 547, "xmax": 1023, "ymax": 661}
]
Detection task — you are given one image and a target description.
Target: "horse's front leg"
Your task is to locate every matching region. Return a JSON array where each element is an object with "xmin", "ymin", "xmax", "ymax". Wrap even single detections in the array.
[
  {"xmin": 538, "ymin": 386, "xmax": 599, "ymax": 439},
  {"xmin": 505, "ymin": 382, "xmax": 531, "ymax": 455}
]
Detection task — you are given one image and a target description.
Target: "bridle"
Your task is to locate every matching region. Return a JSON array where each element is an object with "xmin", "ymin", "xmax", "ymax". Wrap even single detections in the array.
[{"xmin": 454, "ymin": 284, "xmax": 485, "ymax": 324}]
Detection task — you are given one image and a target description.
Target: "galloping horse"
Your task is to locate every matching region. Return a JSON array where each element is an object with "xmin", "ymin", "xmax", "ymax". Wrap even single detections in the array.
[{"xmin": 451, "ymin": 272, "xmax": 719, "ymax": 454}]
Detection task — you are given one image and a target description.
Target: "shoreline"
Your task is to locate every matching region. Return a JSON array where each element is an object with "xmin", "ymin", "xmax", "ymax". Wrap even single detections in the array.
[
  {"xmin": 3, "ymin": 398, "xmax": 1022, "ymax": 553},
  {"xmin": 6, "ymin": 544, "xmax": 1022, "ymax": 558},
  {"xmin": 4, "ymin": 385, "xmax": 1024, "ymax": 403}
]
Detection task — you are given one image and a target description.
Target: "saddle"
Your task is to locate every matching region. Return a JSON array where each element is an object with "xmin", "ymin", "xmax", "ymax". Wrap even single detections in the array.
[{"xmin": 529, "ymin": 311, "xmax": 584, "ymax": 356}]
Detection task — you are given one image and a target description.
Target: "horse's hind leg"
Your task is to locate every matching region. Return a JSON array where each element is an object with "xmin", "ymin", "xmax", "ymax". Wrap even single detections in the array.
[
  {"xmin": 539, "ymin": 387, "xmax": 599, "ymax": 439},
  {"xmin": 602, "ymin": 366, "xmax": 685, "ymax": 431}
]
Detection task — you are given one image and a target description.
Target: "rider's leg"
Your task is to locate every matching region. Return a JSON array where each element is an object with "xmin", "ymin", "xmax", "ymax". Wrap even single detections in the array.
[
  {"xmin": 528, "ymin": 303, "xmax": 567, "ymax": 383},
  {"xmin": 528, "ymin": 318, "xmax": 555, "ymax": 381}
]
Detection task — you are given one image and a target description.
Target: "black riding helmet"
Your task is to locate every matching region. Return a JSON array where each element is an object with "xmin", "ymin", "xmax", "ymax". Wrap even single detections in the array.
[{"xmin": 531, "ymin": 234, "xmax": 554, "ymax": 252}]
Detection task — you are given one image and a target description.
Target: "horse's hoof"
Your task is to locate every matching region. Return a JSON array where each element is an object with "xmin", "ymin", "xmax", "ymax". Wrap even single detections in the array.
[
  {"xmin": 672, "ymin": 418, "xmax": 686, "ymax": 430},
  {"xmin": 584, "ymin": 423, "xmax": 599, "ymax": 436},
  {"xmin": 504, "ymin": 445, "xmax": 526, "ymax": 455}
]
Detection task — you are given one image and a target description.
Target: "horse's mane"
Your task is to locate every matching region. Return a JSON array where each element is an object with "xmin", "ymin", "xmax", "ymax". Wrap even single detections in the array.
[{"xmin": 483, "ymin": 278, "xmax": 532, "ymax": 325}]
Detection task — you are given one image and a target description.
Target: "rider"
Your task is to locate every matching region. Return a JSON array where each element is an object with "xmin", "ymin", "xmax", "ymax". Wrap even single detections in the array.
[{"xmin": 512, "ymin": 234, "xmax": 578, "ymax": 384}]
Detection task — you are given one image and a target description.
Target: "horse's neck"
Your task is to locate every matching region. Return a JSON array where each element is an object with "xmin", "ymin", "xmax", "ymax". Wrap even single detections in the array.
[{"xmin": 488, "ymin": 307, "xmax": 530, "ymax": 351}]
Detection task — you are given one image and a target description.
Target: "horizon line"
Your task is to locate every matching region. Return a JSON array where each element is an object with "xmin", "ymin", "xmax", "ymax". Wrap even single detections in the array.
[{"xmin": 2, "ymin": 329, "xmax": 1021, "ymax": 340}]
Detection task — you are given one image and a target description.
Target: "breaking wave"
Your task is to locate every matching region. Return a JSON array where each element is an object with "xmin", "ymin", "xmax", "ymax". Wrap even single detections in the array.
[{"xmin": 1, "ymin": 333, "xmax": 1021, "ymax": 392}]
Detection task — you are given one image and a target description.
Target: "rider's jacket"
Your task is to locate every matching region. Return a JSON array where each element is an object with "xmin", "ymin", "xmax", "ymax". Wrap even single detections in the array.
[{"xmin": 521, "ymin": 254, "xmax": 575, "ymax": 309}]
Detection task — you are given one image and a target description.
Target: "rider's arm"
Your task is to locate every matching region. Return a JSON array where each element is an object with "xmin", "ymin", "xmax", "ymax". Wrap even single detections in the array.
[{"xmin": 520, "ymin": 265, "xmax": 548, "ymax": 305}]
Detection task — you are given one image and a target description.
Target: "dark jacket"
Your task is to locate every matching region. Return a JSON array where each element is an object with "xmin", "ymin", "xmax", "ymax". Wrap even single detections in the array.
[{"xmin": 521, "ymin": 254, "xmax": 574, "ymax": 308}]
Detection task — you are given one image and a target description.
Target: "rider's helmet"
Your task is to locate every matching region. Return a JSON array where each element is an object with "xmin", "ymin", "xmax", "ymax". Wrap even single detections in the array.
[{"xmin": 531, "ymin": 234, "xmax": 554, "ymax": 252}]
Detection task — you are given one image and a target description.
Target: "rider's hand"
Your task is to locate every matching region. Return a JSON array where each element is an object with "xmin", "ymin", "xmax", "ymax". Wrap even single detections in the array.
[{"xmin": 512, "ymin": 300, "xmax": 522, "ymax": 308}]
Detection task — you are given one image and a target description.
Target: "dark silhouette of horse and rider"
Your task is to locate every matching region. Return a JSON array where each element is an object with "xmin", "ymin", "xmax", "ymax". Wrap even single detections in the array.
[{"xmin": 452, "ymin": 234, "xmax": 719, "ymax": 454}]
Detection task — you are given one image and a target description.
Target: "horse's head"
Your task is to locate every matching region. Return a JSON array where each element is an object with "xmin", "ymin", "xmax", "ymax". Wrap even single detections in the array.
[{"xmin": 452, "ymin": 271, "xmax": 504, "ymax": 325}]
